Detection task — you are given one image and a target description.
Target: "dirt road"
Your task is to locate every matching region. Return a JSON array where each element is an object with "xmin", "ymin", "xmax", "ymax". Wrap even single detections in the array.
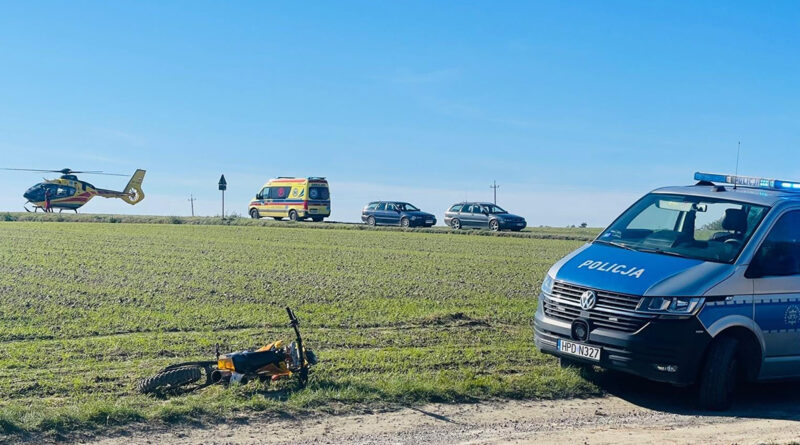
[{"xmin": 75, "ymin": 375, "xmax": 800, "ymax": 445}]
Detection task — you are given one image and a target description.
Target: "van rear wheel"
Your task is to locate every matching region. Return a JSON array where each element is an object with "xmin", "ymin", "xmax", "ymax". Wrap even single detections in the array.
[
  {"xmin": 288, "ymin": 210, "xmax": 299, "ymax": 222},
  {"xmin": 249, "ymin": 208, "xmax": 260, "ymax": 219},
  {"xmin": 698, "ymin": 336, "xmax": 739, "ymax": 410},
  {"xmin": 450, "ymin": 218, "xmax": 461, "ymax": 230}
]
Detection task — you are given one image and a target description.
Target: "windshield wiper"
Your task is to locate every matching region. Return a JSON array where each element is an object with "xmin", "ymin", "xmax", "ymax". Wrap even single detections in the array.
[
  {"xmin": 594, "ymin": 240, "xmax": 636, "ymax": 251},
  {"xmin": 635, "ymin": 247, "xmax": 688, "ymax": 258}
]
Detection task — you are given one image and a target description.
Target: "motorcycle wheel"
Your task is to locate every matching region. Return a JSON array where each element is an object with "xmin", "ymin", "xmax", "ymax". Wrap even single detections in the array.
[{"xmin": 137, "ymin": 366, "xmax": 202, "ymax": 394}]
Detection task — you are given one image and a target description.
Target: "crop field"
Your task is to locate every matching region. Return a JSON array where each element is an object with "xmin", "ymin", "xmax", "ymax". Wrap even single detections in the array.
[{"xmin": 0, "ymin": 221, "xmax": 601, "ymax": 438}]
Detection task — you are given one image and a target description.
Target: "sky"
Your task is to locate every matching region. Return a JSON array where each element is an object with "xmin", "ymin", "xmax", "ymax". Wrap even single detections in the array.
[{"xmin": 0, "ymin": 1, "xmax": 798, "ymax": 226}]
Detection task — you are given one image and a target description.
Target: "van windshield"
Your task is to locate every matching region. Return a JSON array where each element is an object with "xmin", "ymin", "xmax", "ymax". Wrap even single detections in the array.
[{"xmin": 596, "ymin": 193, "xmax": 768, "ymax": 263}]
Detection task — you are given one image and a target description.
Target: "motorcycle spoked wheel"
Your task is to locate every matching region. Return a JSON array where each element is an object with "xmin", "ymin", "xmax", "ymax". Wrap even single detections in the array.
[{"xmin": 137, "ymin": 366, "xmax": 203, "ymax": 394}]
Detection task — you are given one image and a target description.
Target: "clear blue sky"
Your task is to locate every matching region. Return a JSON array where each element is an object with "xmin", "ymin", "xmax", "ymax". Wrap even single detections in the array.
[{"xmin": 0, "ymin": 1, "xmax": 798, "ymax": 225}]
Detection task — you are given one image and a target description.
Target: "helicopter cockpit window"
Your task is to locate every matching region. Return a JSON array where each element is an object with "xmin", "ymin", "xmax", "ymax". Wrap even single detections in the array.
[{"xmin": 24, "ymin": 184, "xmax": 45, "ymax": 201}]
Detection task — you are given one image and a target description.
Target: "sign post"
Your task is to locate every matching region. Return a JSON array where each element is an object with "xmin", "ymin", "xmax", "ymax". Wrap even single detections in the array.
[{"xmin": 218, "ymin": 175, "xmax": 227, "ymax": 218}]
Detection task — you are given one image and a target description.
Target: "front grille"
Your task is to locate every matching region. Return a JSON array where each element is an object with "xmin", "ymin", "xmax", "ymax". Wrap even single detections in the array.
[{"xmin": 542, "ymin": 280, "xmax": 654, "ymax": 333}]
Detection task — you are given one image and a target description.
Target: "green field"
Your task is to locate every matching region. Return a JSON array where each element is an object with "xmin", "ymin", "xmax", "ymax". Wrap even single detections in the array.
[{"xmin": 0, "ymin": 221, "xmax": 601, "ymax": 438}]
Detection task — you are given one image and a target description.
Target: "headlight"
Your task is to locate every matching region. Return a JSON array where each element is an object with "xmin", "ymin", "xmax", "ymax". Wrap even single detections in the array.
[
  {"xmin": 637, "ymin": 297, "xmax": 703, "ymax": 314},
  {"xmin": 541, "ymin": 274, "xmax": 554, "ymax": 294}
]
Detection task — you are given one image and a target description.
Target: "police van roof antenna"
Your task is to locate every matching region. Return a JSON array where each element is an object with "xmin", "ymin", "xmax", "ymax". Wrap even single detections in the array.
[{"xmin": 733, "ymin": 141, "xmax": 741, "ymax": 190}]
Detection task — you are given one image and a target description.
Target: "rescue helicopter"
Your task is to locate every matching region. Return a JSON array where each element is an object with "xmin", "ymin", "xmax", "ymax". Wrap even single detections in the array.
[{"xmin": 1, "ymin": 168, "xmax": 146, "ymax": 212}]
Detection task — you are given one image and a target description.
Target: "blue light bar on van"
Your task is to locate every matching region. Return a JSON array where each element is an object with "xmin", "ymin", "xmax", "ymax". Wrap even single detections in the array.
[{"xmin": 694, "ymin": 172, "xmax": 800, "ymax": 191}]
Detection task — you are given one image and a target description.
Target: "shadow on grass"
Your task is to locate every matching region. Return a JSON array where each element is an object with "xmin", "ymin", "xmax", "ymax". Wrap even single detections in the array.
[{"xmin": 584, "ymin": 368, "xmax": 800, "ymax": 421}]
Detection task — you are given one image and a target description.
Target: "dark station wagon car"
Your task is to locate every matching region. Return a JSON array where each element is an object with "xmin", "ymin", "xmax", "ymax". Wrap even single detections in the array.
[
  {"xmin": 361, "ymin": 201, "xmax": 437, "ymax": 228},
  {"xmin": 444, "ymin": 202, "xmax": 527, "ymax": 231}
]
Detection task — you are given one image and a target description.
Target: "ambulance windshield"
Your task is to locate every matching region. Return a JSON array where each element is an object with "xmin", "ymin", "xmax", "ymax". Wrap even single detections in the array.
[{"xmin": 596, "ymin": 193, "xmax": 768, "ymax": 263}]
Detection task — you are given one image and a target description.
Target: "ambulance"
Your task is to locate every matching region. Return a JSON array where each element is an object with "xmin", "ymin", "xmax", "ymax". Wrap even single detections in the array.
[
  {"xmin": 534, "ymin": 172, "xmax": 800, "ymax": 409},
  {"xmin": 248, "ymin": 177, "xmax": 330, "ymax": 221}
]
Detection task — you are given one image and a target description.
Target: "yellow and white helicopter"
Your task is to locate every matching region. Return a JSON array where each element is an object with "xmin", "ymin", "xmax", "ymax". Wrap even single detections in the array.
[{"xmin": 2, "ymin": 168, "xmax": 146, "ymax": 212}]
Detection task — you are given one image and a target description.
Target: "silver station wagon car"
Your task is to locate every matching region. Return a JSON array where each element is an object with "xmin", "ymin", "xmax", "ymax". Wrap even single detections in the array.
[{"xmin": 443, "ymin": 202, "xmax": 527, "ymax": 231}]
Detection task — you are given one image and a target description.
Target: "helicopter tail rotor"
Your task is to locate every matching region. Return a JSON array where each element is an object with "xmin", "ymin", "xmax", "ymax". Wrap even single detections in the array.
[{"xmin": 120, "ymin": 169, "xmax": 146, "ymax": 205}]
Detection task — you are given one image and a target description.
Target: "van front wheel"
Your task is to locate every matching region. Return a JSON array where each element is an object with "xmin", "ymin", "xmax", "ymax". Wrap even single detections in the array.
[
  {"xmin": 289, "ymin": 210, "xmax": 299, "ymax": 222},
  {"xmin": 249, "ymin": 208, "xmax": 260, "ymax": 219},
  {"xmin": 698, "ymin": 336, "xmax": 739, "ymax": 410}
]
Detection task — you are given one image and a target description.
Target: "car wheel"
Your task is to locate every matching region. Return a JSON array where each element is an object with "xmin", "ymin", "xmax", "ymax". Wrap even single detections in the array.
[
  {"xmin": 450, "ymin": 218, "xmax": 461, "ymax": 230},
  {"xmin": 250, "ymin": 208, "xmax": 260, "ymax": 219},
  {"xmin": 698, "ymin": 336, "xmax": 739, "ymax": 410},
  {"xmin": 367, "ymin": 216, "xmax": 376, "ymax": 226},
  {"xmin": 400, "ymin": 217, "xmax": 410, "ymax": 228},
  {"xmin": 489, "ymin": 219, "xmax": 500, "ymax": 231},
  {"xmin": 288, "ymin": 210, "xmax": 299, "ymax": 222}
]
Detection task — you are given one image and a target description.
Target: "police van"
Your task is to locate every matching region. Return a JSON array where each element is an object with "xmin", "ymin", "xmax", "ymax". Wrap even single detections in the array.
[
  {"xmin": 248, "ymin": 177, "xmax": 330, "ymax": 222},
  {"xmin": 534, "ymin": 172, "xmax": 800, "ymax": 409}
]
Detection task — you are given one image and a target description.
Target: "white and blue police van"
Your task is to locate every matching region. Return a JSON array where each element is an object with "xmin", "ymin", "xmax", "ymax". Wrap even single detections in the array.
[{"xmin": 534, "ymin": 172, "xmax": 800, "ymax": 409}]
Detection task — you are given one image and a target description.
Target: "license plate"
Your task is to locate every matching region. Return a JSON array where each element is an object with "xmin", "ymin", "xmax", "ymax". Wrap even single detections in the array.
[
  {"xmin": 310, "ymin": 209, "xmax": 318, "ymax": 213},
  {"xmin": 517, "ymin": 222, "xmax": 524, "ymax": 226},
  {"xmin": 557, "ymin": 339, "xmax": 601, "ymax": 362},
  {"xmin": 426, "ymin": 220, "xmax": 433, "ymax": 224}
]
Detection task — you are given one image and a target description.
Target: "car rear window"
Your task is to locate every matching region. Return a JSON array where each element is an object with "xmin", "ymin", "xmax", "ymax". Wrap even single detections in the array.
[
  {"xmin": 309, "ymin": 186, "xmax": 329, "ymax": 200},
  {"xmin": 449, "ymin": 204, "xmax": 462, "ymax": 212}
]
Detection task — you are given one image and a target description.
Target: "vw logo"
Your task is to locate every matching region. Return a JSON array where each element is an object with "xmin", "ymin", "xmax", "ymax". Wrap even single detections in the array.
[{"xmin": 580, "ymin": 290, "xmax": 597, "ymax": 310}]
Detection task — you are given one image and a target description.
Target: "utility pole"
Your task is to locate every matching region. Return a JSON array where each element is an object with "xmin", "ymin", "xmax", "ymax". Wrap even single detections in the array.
[
  {"xmin": 218, "ymin": 175, "xmax": 227, "ymax": 218},
  {"xmin": 188, "ymin": 194, "xmax": 196, "ymax": 217},
  {"xmin": 490, "ymin": 180, "xmax": 500, "ymax": 204}
]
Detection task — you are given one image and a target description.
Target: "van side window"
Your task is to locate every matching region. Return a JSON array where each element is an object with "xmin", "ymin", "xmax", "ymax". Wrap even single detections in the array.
[
  {"xmin": 386, "ymin": 203, "xmax": 396, "ymax": 211},
  {"xmin": 366, "ymin": 203, "xmax": 379, "ymax": 210},
  {"xmin": 449, "ymin": 204, "xmax": 462, "ymax": 213},
  {"xmin": 463, "ymin": 205, "xmax": 475, "ymax": 213},
  {"xmin": 376, "ymin": 202, "xmax": 387, "ymax": 211},
  {"xmin": 749, "ymin": 210, "xmax": 800, "ymax": 277},
  {"xmin": 258, "ymin": 187, "xmax": 269, "ymax": 199},
  {"xmin": 270, "ymin": 187, "xmax": 291, "ymax": 200}
]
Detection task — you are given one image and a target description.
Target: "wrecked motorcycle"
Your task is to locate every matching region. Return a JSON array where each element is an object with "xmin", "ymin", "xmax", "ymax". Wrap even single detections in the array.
[{"xmin": 137, "ymin": 307, "xmax": 317, "ymax": 394}]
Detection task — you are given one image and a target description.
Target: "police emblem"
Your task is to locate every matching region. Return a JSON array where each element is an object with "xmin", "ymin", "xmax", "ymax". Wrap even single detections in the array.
[{"xmin": 785, "ymin": 305, "xmax": 799, "ymax": 327}]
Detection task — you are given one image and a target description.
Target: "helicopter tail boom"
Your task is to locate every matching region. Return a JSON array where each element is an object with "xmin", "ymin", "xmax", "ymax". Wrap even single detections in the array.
[{"xmin": 96, "ymin": 169, "xmax": 146, "ymax": 205}]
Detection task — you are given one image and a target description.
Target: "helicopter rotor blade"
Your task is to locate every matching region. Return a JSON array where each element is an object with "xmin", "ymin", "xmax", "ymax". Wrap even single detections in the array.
[
  {"xmin": 0, "ymin": 168, "xmax": 129, "ymax": 176},
  {"xmin": 0, "ymin": 168, "xmax": 63, "ymax": 173},
  {"xmin": 68, "ymin": 171, "xmax": 129, "ymax": 176}
]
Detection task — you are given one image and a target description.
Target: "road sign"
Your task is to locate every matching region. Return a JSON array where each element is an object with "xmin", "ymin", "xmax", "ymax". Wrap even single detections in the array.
[{"xmin": 218, "ymin": 175, "xmax": 227, "ymax": 191}]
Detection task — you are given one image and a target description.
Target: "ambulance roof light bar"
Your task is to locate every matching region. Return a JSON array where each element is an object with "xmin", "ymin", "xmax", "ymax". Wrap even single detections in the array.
[{"xmin": 694, "ymin": 172, "xmax": 800, "ymax": 191}]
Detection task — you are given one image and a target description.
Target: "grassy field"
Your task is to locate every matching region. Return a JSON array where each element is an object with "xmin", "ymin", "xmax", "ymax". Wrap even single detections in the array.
[{"xmin": 0, "ymin": 221, "xmax": 601, "ymax": 438}]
